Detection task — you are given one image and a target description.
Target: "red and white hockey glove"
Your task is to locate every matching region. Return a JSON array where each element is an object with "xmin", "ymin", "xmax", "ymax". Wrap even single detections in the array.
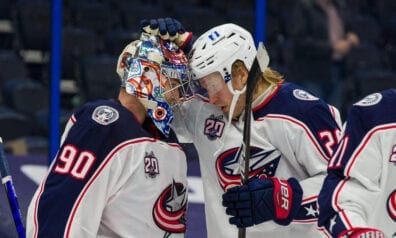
[
  {"xmin": 222, "ymin": 177, "xmax": 303, "ymax": 228},
  {"xmin": 140, "ymin": 18, "xmax": 193, "ymax": 52},
  {"xmin": 338, "ymin": 228, "xmax": 386, "ymax": 238}
]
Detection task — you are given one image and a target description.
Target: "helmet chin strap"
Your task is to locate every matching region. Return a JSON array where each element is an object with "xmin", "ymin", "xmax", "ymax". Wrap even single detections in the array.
[{"xmin": 226, "ymin": 81, "xmax": 246, "ymax": 127}]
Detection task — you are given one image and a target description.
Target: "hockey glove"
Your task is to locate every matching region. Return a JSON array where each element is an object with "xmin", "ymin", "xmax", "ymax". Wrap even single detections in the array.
[
  {"xmin": 140, "ymin": 18, "xmax": 193, "ymax": 52},
  {"xmin": 222, "ymin": 177, "xmax": 303, "ymax": 228},
  {"xmin": 338, "ymin": 228, "xmax": 386, "ymax": 238}
]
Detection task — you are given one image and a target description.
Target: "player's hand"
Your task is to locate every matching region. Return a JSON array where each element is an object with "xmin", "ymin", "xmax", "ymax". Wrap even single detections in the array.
[
  {"xmin": 222, "ymin": 177, "xmax": 303, "ymax": 227},
  {"xmin": 338, "ymin": 228, "xmax": 386, "ymax": 238},
  {"xmin": 140, "ymin": 18, "xmax": 193, "ymax": 52}
]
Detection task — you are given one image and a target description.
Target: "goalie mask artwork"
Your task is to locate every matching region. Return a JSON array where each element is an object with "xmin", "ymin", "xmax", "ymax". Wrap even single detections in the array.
[{"xmin": 117, "ymin": 33, "xmax": 190, "ymax": 137}]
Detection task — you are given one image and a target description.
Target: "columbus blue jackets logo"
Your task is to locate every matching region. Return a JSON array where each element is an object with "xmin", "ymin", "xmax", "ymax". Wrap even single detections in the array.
[
  {"xmin": 293, "ymin": 89, "xmax": 319, "ymax": 101},
  {"xmin": 204, "ymin": 114, "xmax": 225, "ymax": 140},
  {"xmin": 216, "ymin": 146, "xmax": 281, "ymax": 191},
  {"xmin": 153, "ymin": 180, "xmax": 187, "ymax": 236},
  {"xmin": 388, "ymin": 190, "xmax": 396, "ymax": 222},
  {"xmin": 92, "ymin": 106, "xmax": 119, "ymax": 125},
  {"xmin": 354, "ymin": 92, "xmax": 382, "ymax": 106}
]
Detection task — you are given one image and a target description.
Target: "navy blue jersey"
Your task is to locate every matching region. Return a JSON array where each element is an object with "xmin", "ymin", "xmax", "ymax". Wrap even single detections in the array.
[
  {"xmin": 247, "ymin": 82, "xmax": 341, "ymax": 237},
  {"xmin": 27, "ymin": 100, "xmax": 188, "ymax": 237},
  {"xmin": 318, "ymin": 89, "xmax": 396, "ymax": 237},
  {"xmin": 253, "ymin": 82, "xmax": 342, "ymax": 158}
]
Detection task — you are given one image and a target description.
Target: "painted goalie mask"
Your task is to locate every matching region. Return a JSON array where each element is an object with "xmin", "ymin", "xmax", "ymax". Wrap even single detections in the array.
[{"xmin": 116, "ymin": 33, "xmax": 190, "ymax": 137}]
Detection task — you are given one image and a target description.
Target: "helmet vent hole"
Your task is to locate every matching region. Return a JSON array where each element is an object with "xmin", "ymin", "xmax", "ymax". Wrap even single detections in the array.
[
  {"xmin": 213, "ymin": 36, "xmax": 225, "ymax": 45},
  {"xmin": 196, "ymin": 62, "xmax": 204, "ymax": 67}
]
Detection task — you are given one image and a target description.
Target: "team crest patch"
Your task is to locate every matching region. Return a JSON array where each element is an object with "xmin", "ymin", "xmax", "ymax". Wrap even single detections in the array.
[
  {"xmin": 92, "ymin": 106, "xmax": 119, "ymax": 125},
  {"xmin": 293, "ymin": 89, "xmax": 319, "ymax": 101},
  {"xmin": 354, "ymin": 92, "xmax": 382, "ymax": 106},
  {"xmin": 144, "ymin": 151, "xmax": 160, "ymax": 178},
  {"xmin": 204, "ymin": 114, "xmax": 225, "ymax": 140}
]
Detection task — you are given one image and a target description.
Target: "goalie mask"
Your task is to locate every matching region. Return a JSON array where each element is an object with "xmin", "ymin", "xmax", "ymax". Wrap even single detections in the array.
[{"xmin": 117, "ymin": 33, "xmax": 190, "ymax": 137}]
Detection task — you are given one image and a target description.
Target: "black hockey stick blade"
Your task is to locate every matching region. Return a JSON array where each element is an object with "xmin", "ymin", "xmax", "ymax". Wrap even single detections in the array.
[
  {"xmin": 238, "ymin": 42, "xmax": 269, "ymax": 238},
  {"xmin": 0, "ymin": 137, "xmax": 26, "ymax": 238}
]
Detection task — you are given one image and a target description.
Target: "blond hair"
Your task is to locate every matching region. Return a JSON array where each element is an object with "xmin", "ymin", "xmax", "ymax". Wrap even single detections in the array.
[{"xmin": 232, "ymin": 60, "xmax": 283, "ymax": 94}]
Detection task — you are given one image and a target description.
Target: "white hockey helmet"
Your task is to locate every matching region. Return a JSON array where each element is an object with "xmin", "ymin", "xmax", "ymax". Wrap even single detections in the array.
[{"xmin": 189, "ymin": 23, "xmax": 256, "ymax": 83}]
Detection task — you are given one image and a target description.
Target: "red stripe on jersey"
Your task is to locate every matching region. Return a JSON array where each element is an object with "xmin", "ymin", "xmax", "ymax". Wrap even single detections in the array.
[
  {"xmin": 260, "ymin": 114, "xmax": 330, "ymax": 162},
  {"xmin": 64, "ymin": 137, "xmax": 159, "ymax": 236},
  {"xmin": 345, "ymin": 124, "xmax": 396, "ymax": 176},
  {"xmin": 332, "ymin": 123, "xmax": 396, "ymax": 230}
]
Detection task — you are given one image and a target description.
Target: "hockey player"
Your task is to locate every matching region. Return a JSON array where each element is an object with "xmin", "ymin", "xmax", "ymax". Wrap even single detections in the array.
[
  {"xmin": 142, "ymin": 19, "xmax": 342, "ymax": 237},
  {"xmin": 26, "ymin": 33, "xmax": 190, "ymax": 237},
  {"xmin": 318, "ymin": 89, "xmax": 396, "ymax": 237}
]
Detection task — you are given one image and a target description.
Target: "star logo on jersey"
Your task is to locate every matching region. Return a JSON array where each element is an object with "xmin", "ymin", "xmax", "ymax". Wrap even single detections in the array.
[
  {"xmin": 144, "ymin": 151, "xmax": 159, "ymax": 178},
  {"xmin": 92, "ymin": 106, "xmax": 119, "ymax": 125},
  {"xmin": 387, "ymin": 190, "xmax": 396, "ymax": 222},
  {"xmin": 304, "ymin": 204, "xmax": 319, "ymax": 217},
  {"xmin": 293, "ymin": 198, "xmax": 319, "ymax": 223},
  {"xmin": 153, "ymin": 180, "xmax": 187, "ymax": 236},
  {"xmin": 216, "ymin": 146, "xmax": 281, "ymax": 191}
]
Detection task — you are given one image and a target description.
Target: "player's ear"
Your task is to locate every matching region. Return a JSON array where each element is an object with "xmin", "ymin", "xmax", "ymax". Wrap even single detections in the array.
[
  {"xmin": 232, "ymin": 60, "xmax": 249, "ymax": 85},
  {"xmin": 240, "ymin": 65, "xmax": 249, "ymax": 85}
]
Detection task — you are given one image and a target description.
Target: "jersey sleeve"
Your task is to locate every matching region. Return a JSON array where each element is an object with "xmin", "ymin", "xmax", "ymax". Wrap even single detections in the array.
[
  {"xmin": 27, "ymin": 101, "xmax": 141, "ymax": 237},
  {"xmin": 267, "ymin": 105, "xmax": 342, "ymax": 225},
  {"xmin": 272, "ymin": 103, "xmax": 341, "ymax": 194},
  {"xmin": 318, "ymin": 102, "xmax": 389, "ymax": 237}
]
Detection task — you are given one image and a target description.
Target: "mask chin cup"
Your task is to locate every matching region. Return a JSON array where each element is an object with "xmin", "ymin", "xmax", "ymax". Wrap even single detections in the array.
[{"xmin": 142, "ymin": 98, "xmax": 174, "ymax": 137}]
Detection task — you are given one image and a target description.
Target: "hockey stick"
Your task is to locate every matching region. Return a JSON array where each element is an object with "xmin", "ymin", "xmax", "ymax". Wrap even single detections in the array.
[
  {"xmin": 238, "ymin": 42, "xmax": 270, "ymax": 238},
  {"xmin": 0, "ymin": 137, "xmax": 26, "ymax": 238}
]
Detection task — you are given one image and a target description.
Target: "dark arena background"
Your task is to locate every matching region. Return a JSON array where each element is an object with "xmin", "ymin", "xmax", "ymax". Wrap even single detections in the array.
[{"xmin": 0, "ymin": 0, "xmax": 395, "ymax": 237}]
